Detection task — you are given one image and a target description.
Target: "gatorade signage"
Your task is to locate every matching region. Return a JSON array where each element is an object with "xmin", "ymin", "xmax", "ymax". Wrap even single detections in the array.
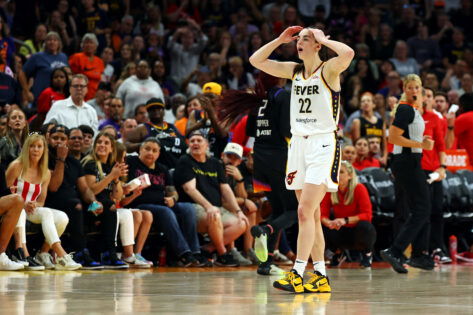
[{"xmin": 445, "ymin": 149, "xmax": 473, "ymax": 171}]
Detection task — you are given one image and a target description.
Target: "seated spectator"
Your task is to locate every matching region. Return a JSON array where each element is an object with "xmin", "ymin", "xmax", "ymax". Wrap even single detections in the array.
[
  {"xmin": 0, "ymin": 72, "xmax": 22, "ymax": 113},
  {"xmin": 152, "ymin": 60, "xmax": 178, "ymax": 97},
  {"xmin": 186, "ymin": 94, "xmax": 228, "ymax": 157},
  {"xmin": 406, "ymin": 21, "xmax": 441, "ymax": 70},
  {"xmin": 68, "ymin": 33, "xmax": 104, "ymax": 101},
  {"xmin": 125, "ymin": 138, "xmax": 207, "ymax": 267},
  {"xmin": 81, "ymin": 131, "xmax": 128, "ymax": 269},
  {"xmin": 126, "ymin": 98, "xmax": 186, "ymax": 169},
  {"xmin": 30, "ymin": 67, "xmax": 69, "ymax": 131},
  {"xmin": 99, "ymin": 97, "xmax": 124, "ymax": 137},
  {"xmin": 111, "ymin": 44, "xmax": 134, "ymax": 84},
  {"xmin": 19, "ymin": 24, "xmax": 47, "ymax": 58},
  {"xmin": 134, "ymin": 104, "xmax": 148, "ymax": 124},
  {"xmin": 166, "ymin": 93, "xmax": 187, "ymax": 124},
  {"xmin": 321, "ymin": 161, "xmax": 376, "ymax": 268},
  {"xmin": 367, "ymin": 135, "xmax": 383, "ymax": 161},
  {"xmin": 345, "ymin": 58, "xmax": 379, "ymax": 111},
  {"xmin": 457, "ymin": 73, "xmax": 473, "ymax": 97},
  {"xmin": 174, "ymin": 131, "xmax": 248, "ymax": 266},
  {"xmin": 353, "ymin": 137, "xmax": 381, "ymax": 170},
  {"xmin": 88, "ymin": 82, "xmax": 112, "ymax": 121},
  {"xmin": 100, "ymin": 47, "xmax": 115, "ymax": 83},
  {"xmin": 221, "ymin": 143, "xmax": 258, "ymax": 265},
  {"xmin": 119, "ymin": 118, "xmax": 137, "ymax": 143},
  {"xmin": 342, "ymin": 144, "xmax": 356, "ymax": 164},
  {"xmin": 377, "ymin": 71, "xmax": 402, "ymax": 99},
  {"xmin": 23, "ymin": 31, "xmax": 68, "ymax": 100},
  {"xmin": 174, "ymin": 95, "xmax": 203, "ymax": 136},
  {"xmin": 116, "ymin": 60, "xmax": 165, "ymax": 118},
  {"xmin": 114, "ymin": 61, "xmax": 136, "ymax": 91},
  {"xmin": 0, "ymin": 108, "xmax": 28, "ymax": 170},
  {"xmin": 0, "ymin": 193, "xmax": 24, "ymax": 270},
  {"xmin": 6, "ymin": 133, "xmax": 81, "ymax": 270},
  {"xmin": 45, "ymin": 74, "xmax": 99, "ymax": 134},
  {"xmin": 68, "ymin": 127, "xmax": 85, "ymax": 161},
  {"xmin": 78, "ymin": 124, "xmax": 94, "ymax": 155},
  {"xmin": 0, "ymin": 115, "xmax": 7, "ymax": 137},
  {"xmin": 45, "ymin": 125, "xmax": 102, "ymax": 269}
]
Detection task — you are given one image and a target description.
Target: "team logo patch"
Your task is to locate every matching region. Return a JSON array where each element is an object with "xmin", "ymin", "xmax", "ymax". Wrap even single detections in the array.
[{"xmin": 286, "ymin": 171, "xmax": 298, "ymax": 185}]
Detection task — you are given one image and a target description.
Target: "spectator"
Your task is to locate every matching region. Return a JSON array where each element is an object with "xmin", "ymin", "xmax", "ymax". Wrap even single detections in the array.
[
  {"xmin": 372, "ymin": 24, "xmax": 396, "ymax": 63},
  {"xmin": 0, "ymin": 15, "xmax": 15, "ymax": 73},
  {"xmin": 447, "ymin": 93, "xmax": 473, "ymax": 162},
  {"xmin": 126, "ymin": 98, "xmax": 186, "ymax": 169},
  {"xmin": 221, "ymin": 143, "xmax": 258, "ymax": 265},
  {"xmin": 152, "ymin": 60, "xmax": 178, "ymax": 97},
  {"xmin": 174, "ymin": 131, "xmax": 248, "ymax": 266},
  {"xmin": 390, "ymin": 40, "xmax": 420, "ymax": 77},
  {"xmin": 133, "ymin": 104, "xmax": 148, "ymax": 124},
  {"xmin": 174, "ymin": 95, "xmax": 202, "ymax": 136},
  {"xmin": 125, "ymin": 138, "xmax": 207, "ymax": 267},
  {"xmin": 442, "ymin": 27, "xmax": 467, "ymax": 68},
  {"xmin": 167, "ymin": 19, "xmax": 209, "ymax": 84},
  {"xmin": 44, "ymin": 74, "xmax": 99, "ymax": 134},
  {"xmin": 23, "ymin": 31, "xmax": 68, "ymax": 99},
  {"xmin": 98, "ymin": 97, "xmax": 124, "ymax": 137},
  {"xmin": 56, "ymin": 0, "xmax": 78, "ymax": 53},
  {"xmin": 110, "ymin": 43, "xmax": 133, "ymax": 83},
  {"xmin": 367, "ymin": 135, "xmax": 383, "ymax": 161},
  {"xmin": 78, "ymin": 0, "xmax": 110, "ymax": 50},
  {"xmin": 0, "ymin": 193, "xmax": 24, "ymax": 270},
  {"xmin": 423, "ymin": 72, "xmax": 440, "ymax": 92},
  {"xmin": 45, "ymin": 125, "xmax": 102, "ymax": 269},
  {"xmin": 116, "ymin": 59, "xmax": 164, "ymax": 119},
  {"xmin": 457, "ymin": 73, "xmax": 473, "ymax": 97},
  {"xmin": 6, "ymin": 133, "xmax": 82, "ymax": 270},
  {"xmin": 342, "ymin": 144, "xmax": 356, "ymax": 164},
  {"xmin": 119, "ymin": 118, "xmax": 137, "ymax": 143},
  {"xmin": 68, "ymin": 128, "xmax": 85, "ymax": 160},
  {"xmin": 321, "ymin": 161, "xmax": 376, "ymax": 267},
  {"xmin": 346, "ymin": 58, "xmax": 379, "ymax": 111},
  {"xmin": 30, "ymin": 67, "xmax": 69, "ymax": 131},
  {"xmin": 377, "ymin": 71, "xmax": 402, "ymax": 99},
  {"xmin": 224, "ymin": 56, "xmax": 256, "ymax": 90},
  {"xmin": 0, "ymin": 115, "xmax": 7, "ymax": 138},
  {"xmin": 100, "ymin": 47, "xmax": 114, "ymax": 83},
  {"xmin": 46, "ymin": 10, "xmax": 72, "ymax": 51},
  {"xmin": 69, "ymin": 33, "xmax": 104, "ymax": 101},
  {"xmin": 407, "ymin": 21, "xmax": 441, "ymax": 70},
  {"xmin": 114, "ymin": 61, "xmax": 136, "ymax": 91},
  {"xmin": 0, "ymin": 72, "xmax": 22, "ymax": 112},
  {"xmin": 0, "ymin": 108, "xmax": 28, "ymax": 170},
  {"xmin": 88, "ymin": 82, "xmax": 112, "ymax": 122},
  {"xmin": 441, "ymin": 59, "xmax": 467, "ymax": 91},
  {"xmin": 352, "ymin": 137, "xmax": 381, "ymax": 171},
  {"xmin": 19, "ymin": 24, "xmax": 47, "ymax": 58},
  {"xmin": 434, "ymin": 91, "xmax": 449, "ymax": 117},
  {"xmin": 81, "ymin": 131, "xmax": 128, "ymax": 269},
  {"xmin": 78, "ymin": 124, "xmax": 95, "ymax": 155}
]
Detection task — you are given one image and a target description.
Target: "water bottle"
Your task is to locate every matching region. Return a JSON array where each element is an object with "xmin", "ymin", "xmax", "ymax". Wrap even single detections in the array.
[
  {"xmin": 159, "ymin": 247, "xmax": 167, "ymax": 267},
  {"xmin": 449, "ymin": 235, "xmax": 457, "ymax": 264}
]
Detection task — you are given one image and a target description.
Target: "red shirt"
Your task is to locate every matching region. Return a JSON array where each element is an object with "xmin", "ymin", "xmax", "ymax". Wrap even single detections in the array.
[
  {"xmin": 69, "ymin": 52, "xmax": 104, "ymax": 100},
  {"xmin": 37, "ymin": 87, "xmax": 66, "ymax": 114},
  {"xmin": 321, "ymin": 183, "xmax": 372, "ymax": 227},
  {"xmin": 455, "ymin": 111, "xmax": 473, "ymax": 162},
  {"xmin": 353, "ymin": 156, "xmax": 381, "ymax": 171},
  {"xmin": 421, "ymin": 110, "xmax": 446, "ymax": 171}
]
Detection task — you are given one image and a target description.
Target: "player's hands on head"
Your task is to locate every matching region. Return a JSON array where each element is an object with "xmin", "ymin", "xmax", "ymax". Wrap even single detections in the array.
[
  {"xmin": 310, "ymin": 28, "xmax": 330, "ymax": 44},
  {"xmin": 278, "ymin": 26, "xmax": 303, "ymax": 44}
]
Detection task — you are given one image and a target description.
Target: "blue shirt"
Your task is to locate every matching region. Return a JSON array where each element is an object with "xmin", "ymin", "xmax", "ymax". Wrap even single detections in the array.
[{"xmin": 23, "ymin": 51, "xmax": 69, "ymax": 99}]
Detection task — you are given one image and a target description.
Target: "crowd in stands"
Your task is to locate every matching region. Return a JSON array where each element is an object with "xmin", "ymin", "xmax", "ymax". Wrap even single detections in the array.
[{"xmin": 1, "ymin": 0, "xmax": 473, "ymax": 271}]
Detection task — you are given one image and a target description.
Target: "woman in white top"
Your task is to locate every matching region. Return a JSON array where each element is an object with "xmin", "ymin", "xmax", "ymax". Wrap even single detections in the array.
[{"xmin": 249, "ymin": 26, "xmax": 354, "ymax": 293}]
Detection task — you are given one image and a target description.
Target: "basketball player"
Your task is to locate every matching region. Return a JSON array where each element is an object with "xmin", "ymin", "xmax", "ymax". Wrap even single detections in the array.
[{"xmin": 249, "ymin": 26, "xmax": 354, "ymax": 293}]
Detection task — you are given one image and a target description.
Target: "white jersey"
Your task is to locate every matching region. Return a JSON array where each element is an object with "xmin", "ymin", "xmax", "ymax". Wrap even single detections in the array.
[{"xmin": 290, "ymin": 63, "xmax": 340, "ymax": 136}]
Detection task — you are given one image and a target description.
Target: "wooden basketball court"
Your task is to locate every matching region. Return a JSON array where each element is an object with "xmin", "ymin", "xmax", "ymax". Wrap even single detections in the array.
[{"xmin": 1, "ymin": 263, "xmax": 473, "ymax": 314}]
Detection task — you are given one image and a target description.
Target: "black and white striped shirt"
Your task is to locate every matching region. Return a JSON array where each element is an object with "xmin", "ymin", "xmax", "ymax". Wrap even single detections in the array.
[{"xmin": 392, "ymin": 103, "xmax": 425, "ymax": 155}]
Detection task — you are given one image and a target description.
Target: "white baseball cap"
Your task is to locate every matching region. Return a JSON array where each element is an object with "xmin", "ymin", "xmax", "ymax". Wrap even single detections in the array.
[{"xmin": 223, "ymin": 142, "xmax": 243, "ymax": 159}]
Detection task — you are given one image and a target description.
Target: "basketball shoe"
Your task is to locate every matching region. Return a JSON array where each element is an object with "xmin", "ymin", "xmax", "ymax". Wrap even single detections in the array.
[
  {"xmin": 303, "ymin": 271, "xmax": 331, "ymax": 293},
  {"xmin": 273, "ymin": 269, "xmax": 304, "ymax": 293}
]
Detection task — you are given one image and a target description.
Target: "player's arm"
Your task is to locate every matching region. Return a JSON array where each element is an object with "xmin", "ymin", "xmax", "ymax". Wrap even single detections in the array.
[
  {"xmin": 313, "ymin": 29, "xmax": 354, "ymax": 81},
  {"xmin": 249, "ymin": 26, "xmax": 302, "ymax": 79}
]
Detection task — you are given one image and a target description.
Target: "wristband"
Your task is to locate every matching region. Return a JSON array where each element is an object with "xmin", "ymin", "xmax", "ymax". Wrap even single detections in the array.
[
  {"xmin": 344, "ymin": 217, "xmax": 349, "ymax": 224},
  {"xmin": 236, "ymin": 178, "xmax": 245, "ymax": 183},
  {"xmin": 440, "ymin": 164, "xmax": 447, "ymax": 169},
  {"xmin": 56, "ymin": 158, "xmax": 65, "ymax": 162}
]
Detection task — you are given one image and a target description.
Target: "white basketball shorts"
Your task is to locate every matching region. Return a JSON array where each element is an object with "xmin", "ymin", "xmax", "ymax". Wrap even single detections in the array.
[{"xmin": 285, "ymin": 132, "xmax": 341, "ymax": 192}]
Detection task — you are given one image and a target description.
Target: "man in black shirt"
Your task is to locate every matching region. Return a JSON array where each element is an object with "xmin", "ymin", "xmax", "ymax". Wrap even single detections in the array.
[
  {"xmin": 174, "ymin": 131, "xmax": 248, "ymax": 266},
  {"xmin": 126, "ymin": 138, "xmax": 205, "ymax": 267},
  {"xmin": 46, "ymin": 125, "xmax": 103, "ymax": 269}
]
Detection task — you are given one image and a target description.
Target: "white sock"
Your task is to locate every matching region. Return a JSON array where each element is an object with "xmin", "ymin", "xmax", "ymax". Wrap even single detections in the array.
[
  {"xmin": 313, "ymin": 261, "xmax": 326, "ymax": 276},
  {"xmin": 293, "ymin": 259, "xmax": 307, "ymax": 276}
]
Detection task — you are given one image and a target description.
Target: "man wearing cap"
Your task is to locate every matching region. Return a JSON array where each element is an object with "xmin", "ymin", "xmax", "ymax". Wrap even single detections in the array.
[
  {"xmin": 125, "ymin": 97, "xmax": 186, "ymax": 169},
  {"xmin": 45, "ymin": 74, "xmax": 99, "ymax": 135},
  {"xmin": 69, "ymin": 33, "xmax": 105, "ymax": 101},
  {"xmin": 174, "ymin": 131, "xmax": 248, "ymax": 266},
  {"xmin": 116, "ymin": 60, "xmax": 164, "ymax": 118},
  {"xmin": 221, "ymin": 142, "xmax": 259, "ymax": 265}
]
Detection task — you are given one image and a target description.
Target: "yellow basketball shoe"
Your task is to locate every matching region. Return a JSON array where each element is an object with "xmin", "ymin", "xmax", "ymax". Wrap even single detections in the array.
[
  {"xmin": 303, "ymin": 271, "xmax": 331, "ymax": 293},
  {"xmin": 273, "ymin": 269, "xmax": 304, "ymax": 293}
]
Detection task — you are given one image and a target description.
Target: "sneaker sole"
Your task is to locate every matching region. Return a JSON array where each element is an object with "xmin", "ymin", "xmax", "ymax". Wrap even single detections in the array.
[
  {"xmin": 254, "ymin": 234, "xmax": 268, "ymax": 262},
  {"xmin": 55, "ymin": 265, "xmax": 82, "ymax": 271},
  {"xmin": 102, "ymin": 265, "xmax": 130, "ymax": 269},
  {"xmin": 127, "ymin": 264, "xmax": 151, "ymax": 268},
  {"xmin": 26, "ymin": 265, "xmax": 46, "ymax": 271},
  {"xmin": 273, "ymin": 283, "xmax": 303, "ymax": 294},
  {"xmin": 81, "ymin": 266, "xmax": 104, "ymax": 270},
  {"xmin": 0, "ymin": 265, "xmax": 25, "ymax": 271}
]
